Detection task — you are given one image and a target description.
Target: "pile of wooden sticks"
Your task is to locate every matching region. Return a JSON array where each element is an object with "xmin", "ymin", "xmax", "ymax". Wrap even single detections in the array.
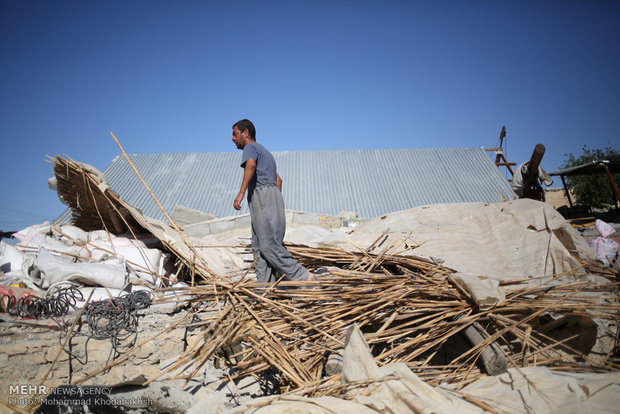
[{"xmin": 152, "ymin": 242, "xmax": 619, "ymax": 394}]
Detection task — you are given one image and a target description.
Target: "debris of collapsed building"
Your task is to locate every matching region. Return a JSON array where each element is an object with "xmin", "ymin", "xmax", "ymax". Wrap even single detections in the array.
[{"xmin": 0, "ymin": 154, "xmax": 619, "ymax": 413}]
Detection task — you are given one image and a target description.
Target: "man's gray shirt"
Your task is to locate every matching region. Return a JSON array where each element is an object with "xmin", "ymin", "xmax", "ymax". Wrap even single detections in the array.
[{"xmin": 241, "ymin": 142, "xmax": 277, "ymax": 199}]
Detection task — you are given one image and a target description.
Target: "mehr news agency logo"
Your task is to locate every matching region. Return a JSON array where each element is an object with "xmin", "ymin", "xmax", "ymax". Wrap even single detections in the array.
[{"xmin": 8, "ymin": 384, "xmax": 152, "ymax": 407}]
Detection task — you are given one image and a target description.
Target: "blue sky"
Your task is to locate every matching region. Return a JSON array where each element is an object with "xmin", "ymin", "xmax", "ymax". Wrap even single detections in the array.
[{"xmin": 1, "ymin": 1, "xmax": 619, "ymax": 230}]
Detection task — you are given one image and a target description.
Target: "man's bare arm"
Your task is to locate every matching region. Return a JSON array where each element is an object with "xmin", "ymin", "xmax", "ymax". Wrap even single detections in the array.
[
  {"xmin": 233, "ymin": 159, "xmax": 256, "ymax": 210},
  {"xmin": 276, "ymin": 173, "xmax": 282, "ymax": 192}
]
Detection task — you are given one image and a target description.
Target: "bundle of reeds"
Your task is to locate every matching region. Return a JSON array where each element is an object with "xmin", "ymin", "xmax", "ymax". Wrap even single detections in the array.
[
  {"xmin": 146, "ymin": 245, "xmax": 619, "ymax": 394},
  {"xmin": 51, "ymin": 155, "xmax": 142, "ymax": 233}
]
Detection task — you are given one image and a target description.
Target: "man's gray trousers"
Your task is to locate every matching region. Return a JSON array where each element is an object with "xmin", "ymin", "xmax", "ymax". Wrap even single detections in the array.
[{"xmin": 248, "ymin": 184, "xmax": 308, "ymax": 283}]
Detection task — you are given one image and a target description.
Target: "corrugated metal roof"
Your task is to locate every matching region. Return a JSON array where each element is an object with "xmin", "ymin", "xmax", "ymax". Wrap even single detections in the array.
[{"xmin": 90, "ymin": 147, "xmax": 514, "ymax": 220}]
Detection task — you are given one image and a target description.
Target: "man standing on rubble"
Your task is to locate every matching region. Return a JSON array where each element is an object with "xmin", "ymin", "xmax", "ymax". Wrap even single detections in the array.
[{"xmin": 232, "ymin": 119, "xmax": 313, "ymax": 283}]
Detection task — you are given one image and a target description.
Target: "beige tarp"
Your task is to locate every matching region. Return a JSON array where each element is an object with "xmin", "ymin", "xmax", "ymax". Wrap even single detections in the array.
[
  {"xmin": 462, "ymin": 367, "xmax": 620, "ymax": 414},
  {"xmin": 342, "ymin": 199, "xmax": 594, "ymax": 280},
  {"xmin": 314, "ymin": 199, "xmax": 598, "ymax": 308},
  {"xmin": 237, "ymin": 324, "xmax": 620, "ymax": 414}
]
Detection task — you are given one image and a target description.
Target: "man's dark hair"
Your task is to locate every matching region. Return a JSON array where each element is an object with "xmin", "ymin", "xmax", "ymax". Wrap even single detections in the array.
[{"xmin": 233, "ymin": 119, "xmax": 256, "ymax": 140}]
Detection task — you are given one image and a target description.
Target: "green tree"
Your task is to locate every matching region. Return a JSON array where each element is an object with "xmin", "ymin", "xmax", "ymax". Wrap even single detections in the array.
[{"xmin": 561, "ymin": 145, "xmax": 619, "ymax": 208}]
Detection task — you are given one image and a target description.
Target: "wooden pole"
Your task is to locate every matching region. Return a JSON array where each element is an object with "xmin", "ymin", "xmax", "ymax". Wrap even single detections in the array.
[
  {"xmin": 523, "ymin": 143, "xmax": 545, "ymax": 200},
  {"xmin": 602, "ymin": 163, "xmax": 620, "ymax": 208},
  {"xmin": 560, "ymin": 175, "xmax": 574, "ymax": 208}
]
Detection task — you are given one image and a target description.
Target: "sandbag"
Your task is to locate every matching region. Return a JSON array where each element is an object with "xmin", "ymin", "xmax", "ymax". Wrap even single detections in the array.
[
  {"xmin": 0, "ymin": 241, "xmax": 25, "ymax": 275},
  {"xmin": 57, "ymin": 225, "xmax": 89, "ymax": 243},
  {"xmin": 589, "ymin": 219, "xmax": 619, "ymax": 266},
  {"xmin": 112, "ymin": 236, "xmax": 165, "ymax": 287},
  {"xmin": 595, "ymin": 219, "xmax": 616, "ymax": 238},
  {"xmin": 13, "ymin": 222, "xmax": 51, "ymax": 247},
  {"xmin": 590, "ymin": 237, "xmax": 619, "ymax": 266},
  {"xmin": 13, "ymin": 221, "xmax": 52, "ymax": 245},
  {"xmin": 37, "ymin": 248, "xmax": 127, "ymax": 289},
  {"xmin": 87, "ymin": 236, "xmax": 165, "ymax": 287}
]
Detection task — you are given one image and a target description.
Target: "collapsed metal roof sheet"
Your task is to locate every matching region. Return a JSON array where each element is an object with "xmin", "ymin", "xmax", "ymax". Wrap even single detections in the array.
[{"xmin": 92, "ymin": 147, "xmax": 514, "ymax": 220}]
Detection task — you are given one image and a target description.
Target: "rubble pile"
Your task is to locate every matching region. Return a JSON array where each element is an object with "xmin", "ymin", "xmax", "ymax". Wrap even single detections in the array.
[{"xmin": 0, "ymin": 155, "xmax": 618, "ymax": 413}]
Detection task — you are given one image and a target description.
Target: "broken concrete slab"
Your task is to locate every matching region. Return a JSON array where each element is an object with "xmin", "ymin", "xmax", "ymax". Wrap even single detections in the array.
[{"xmin": 172, "ymin": 205, "xmax": 217, "ymax": 227}]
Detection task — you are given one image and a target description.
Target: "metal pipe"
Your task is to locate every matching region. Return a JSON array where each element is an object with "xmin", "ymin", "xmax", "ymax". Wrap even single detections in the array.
[{"xmin": 560, "ymin": 175, "xmax": 574, "ymax": 208}]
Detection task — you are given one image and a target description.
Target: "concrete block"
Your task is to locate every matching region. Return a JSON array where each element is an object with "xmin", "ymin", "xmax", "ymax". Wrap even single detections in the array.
[
  {"xmin": 235, "ymin": 214, "xmax": 251, "ymax": 227},
  {"xmin": 209, "ymin": 219, "xmax": 237, "ymax": 234},
  {"xmin": 284, "ymin": 210, "xmax": 294, "ymax": 223},
  {"xmin": 172, "ymin": 205, "xmax": 217, "ymax": 227},
  {"xmin": 183, "ymin": 222, "xmax": 212, "ymax": 237},
  {"xmin": 292, "ymin": 211, "xmax": 320, "ymax": 225}
]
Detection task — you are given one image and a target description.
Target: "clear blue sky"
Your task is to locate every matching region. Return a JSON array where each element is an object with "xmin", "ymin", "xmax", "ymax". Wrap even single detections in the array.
[{"xmin": 1, "ymin": 1, "xmax": 619, "ymax": 230}]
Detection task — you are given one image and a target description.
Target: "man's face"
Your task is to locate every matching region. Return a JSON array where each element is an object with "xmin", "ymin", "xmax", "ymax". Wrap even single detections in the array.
[{"xmin": 232, "ymin": 126, "xmax": 246, "ymax": 149}]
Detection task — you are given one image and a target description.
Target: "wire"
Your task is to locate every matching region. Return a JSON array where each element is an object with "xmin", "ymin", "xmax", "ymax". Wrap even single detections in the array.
[
  {"xmin": 59, "ymin": 290, "xmax": 153, "ymax": 368},
  {"xmin": 0, "ymin": 286, "xmax": 83, "ymax": 318},
  {"xmin": 83, "ymin": 291, "xmax": 152, "ymax": 355}
]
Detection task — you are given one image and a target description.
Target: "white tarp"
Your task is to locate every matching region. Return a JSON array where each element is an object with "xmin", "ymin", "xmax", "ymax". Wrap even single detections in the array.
[
  {"xmin": 203, "ymin": 200, "xmax": 595, "ymax": 289},
  {"xmin": 240, "ymin": 324, "xmax": 481, "ymax": 414}
]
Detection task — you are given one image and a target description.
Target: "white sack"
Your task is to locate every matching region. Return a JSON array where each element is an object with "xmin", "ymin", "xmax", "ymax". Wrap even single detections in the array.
[
  {"xmin": 14, "ymin": 224, "xmax": 90, "ymax": 257},
  {"xmin": 589, "ymin": 219, "xmax": 619, "ymax": 266},
  {"xmin": 112, "ymin": 237, "xmax": 165, "ymax": 287},
  {"xmin": 87, "ymin": 236, "xmax": 165, "ymax": 287},
  {"xmin": 37, "ymin": 248, "xmax": 126, "ymax": 289},
  {"xmin": 39, "ymin": 236, "xmax": 91, "ymax": 257},
  {"xmin": 0, "ymin": 241, "xmax": 25, "ymax": 275},
  {"xmin": 88, "ymin": 230, "xmax": 116, "ymax": 243},
  {"xmin": 13, "ymin": 222, "xmax": 51, "ymax": 246},
  {"xmin": 58, "ymin": 225, "xmax": 89, "ymax": 243},
  {"xmin": 589, "ymin": 237, "xmax": 619, "ymax": 266},
  {"xmin": 595, "ymin": 219, "xmax": 616, "ymax": 238}
]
